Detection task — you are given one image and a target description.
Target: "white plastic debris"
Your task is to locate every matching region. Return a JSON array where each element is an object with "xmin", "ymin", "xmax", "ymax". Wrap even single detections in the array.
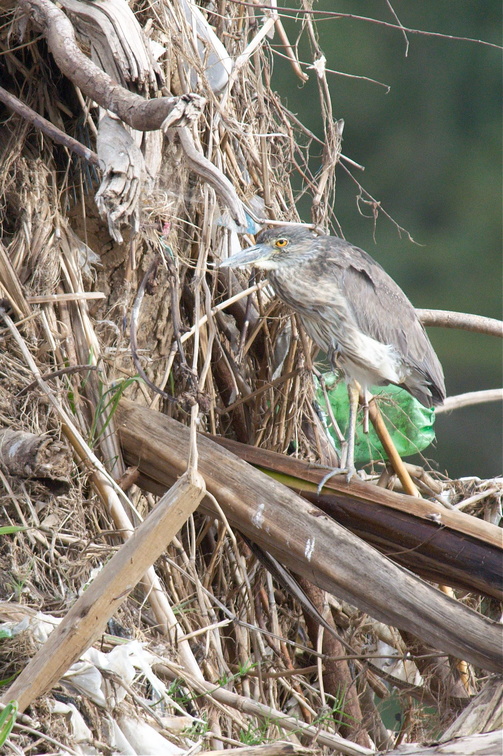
[
  {"xmin": 178, "ymin": 0, "xmax": 232, "ymax": 93},
  {"xmin": 50, "ymin": 700, "xmax": 94, "ymax": 744},
  {"xmin": 118, "ymin": 715, "xmax": 186, "ymax": 755}
]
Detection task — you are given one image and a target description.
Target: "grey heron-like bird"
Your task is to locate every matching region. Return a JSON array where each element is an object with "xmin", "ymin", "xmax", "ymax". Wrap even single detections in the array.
[{"xmin": 219, "ymin": 226, "xmax": 446, "ymax": 480}]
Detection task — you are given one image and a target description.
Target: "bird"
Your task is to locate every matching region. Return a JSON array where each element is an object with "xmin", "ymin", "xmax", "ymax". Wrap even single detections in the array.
[{"xmin": 219, "ymin": 225, "xmax": 446, "ymax": 480}]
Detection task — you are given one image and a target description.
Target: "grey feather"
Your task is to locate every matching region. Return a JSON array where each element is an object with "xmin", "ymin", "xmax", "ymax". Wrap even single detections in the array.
[{"xmin": 230, "ymin": 226, "xmax": 446, "ymax": 408}]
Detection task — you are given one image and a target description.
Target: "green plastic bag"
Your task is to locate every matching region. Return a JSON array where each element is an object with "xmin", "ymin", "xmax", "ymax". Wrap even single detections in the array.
[{"xmin": 315, "ymin": 373, "xmax": 436, "ymax": 467}]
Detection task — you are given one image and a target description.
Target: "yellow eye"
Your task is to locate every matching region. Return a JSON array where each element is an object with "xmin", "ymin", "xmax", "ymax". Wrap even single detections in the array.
[{"xmin": 274, "ymin": 238, "xmax": 289, "ymax": 248}]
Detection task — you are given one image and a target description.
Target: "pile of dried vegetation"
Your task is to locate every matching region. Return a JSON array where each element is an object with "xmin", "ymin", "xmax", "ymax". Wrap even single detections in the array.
[{"xmin": 0, "ymin": 0, "xmax": 501, "ymax": 753}]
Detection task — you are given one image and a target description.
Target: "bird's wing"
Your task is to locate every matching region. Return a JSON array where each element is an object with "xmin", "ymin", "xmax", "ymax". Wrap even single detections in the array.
[{"xmin": 320, "ymin": 240, "xmax": 445, "ymax": 403}]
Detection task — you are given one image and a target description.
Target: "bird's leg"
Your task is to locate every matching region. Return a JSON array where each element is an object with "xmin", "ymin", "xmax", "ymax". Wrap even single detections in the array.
[
  {"xmin": 313, "ymin": 367, "xmax": 347, "ymax": 449},
  {"xmin": 344, "ymin": 380, "xmax": 359, "ymax": 482},
  {"xmin": 339, "ymin": 438, "xmax": 349, "ymax": 470},
  {"xmin": 317, "ymin": 380, "xmax": 359, "ymax": 491},
  {"xmin": 361, "ymin": 387, "xmax": 370, "ymax": 434},
  {"xmin": 323, "ymin": 346, "xmax": 351, "ymax": 463}
]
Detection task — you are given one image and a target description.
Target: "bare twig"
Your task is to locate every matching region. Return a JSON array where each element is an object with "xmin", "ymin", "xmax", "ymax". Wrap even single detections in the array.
[
  {"xmin": 385, "ymin": 0, "xmax": 409, "ymax": 56},
  {"xmin": 417, "ymin": 308, "xmax": 503, "ymax": 338},
  {"xmin": 26, "ymin": 292, "xmax": 105, "ymax": 302},
  {"xmin": 227, "ymin": 2, "xmax": 502, "ymax": 50},
  {"xmin": 17, "ymin": 364, "xmax": 100, "ymax": 397},
  {"xmin": 1, "ymin": 473, "xmax": 205, "ymax": 712},
  {"xmin": 453, "ymin": 486, "xmax": 500, "ymax": 511},
  {"xmin": 368, "ymin": 396, "xmax": 420, "ymax": 497},
  {"xmin": 436, "ymin": 389, "xmax": 503, "ymax": 413},
  {"xmin": 0, "ymin": 85, "xmax": 99, "ymax": 164}
]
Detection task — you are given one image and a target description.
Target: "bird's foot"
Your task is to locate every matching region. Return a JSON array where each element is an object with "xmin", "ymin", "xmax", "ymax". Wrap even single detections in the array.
[{"xmin": 317, "ymin": 463, "xmax": 358, "ymax": 493}]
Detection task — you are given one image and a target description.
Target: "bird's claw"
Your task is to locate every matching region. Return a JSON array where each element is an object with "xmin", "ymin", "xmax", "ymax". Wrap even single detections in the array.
[{"xmin": 317, "ymin": 464, "xmax": 357, "ymax": 493}]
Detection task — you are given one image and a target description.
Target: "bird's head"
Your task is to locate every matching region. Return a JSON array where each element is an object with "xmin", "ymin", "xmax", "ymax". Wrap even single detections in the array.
[{"xmin": 219, "ymin": 226, "xmax": 319, "ymax": 271}]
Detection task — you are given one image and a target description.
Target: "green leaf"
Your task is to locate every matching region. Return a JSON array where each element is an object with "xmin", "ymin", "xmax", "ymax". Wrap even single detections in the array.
[
  {"xmin": 89, "ymin": 376, "xmax": 142, "ymax": 447},
  {"xmin": 316, "ymin": 373, "xmax": 436, "ymax": 467},
  {"xmin": 0, "ymin": 526, "xmax": 26, "ymax": 536},
  {"xmin": 0, "ymin": 673, "xmax": 18, "ymax": 687},
  {"xmin": 0, "ymin": 701, "xmax": 18, "ymax": 747}
]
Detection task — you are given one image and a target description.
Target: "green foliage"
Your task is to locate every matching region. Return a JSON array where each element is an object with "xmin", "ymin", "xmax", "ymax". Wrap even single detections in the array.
[
  {"xmin": 0, "ymin": 673, "xmax": 17, "ymax": 687},
  {"xmin": 0, "ymin": 701, "xmax": 18, "ymax": 747},
  {"xmin": 0, "ymin": 526, "xmax": 26, "ymax": 536},
  {"xmin": 181, "ymin": 714, "xmax": 209, "ymax": 740},
  {"xmin": 216, "ymin": 661, "xmax": 258, "ymax": 690},
  {"xmin": 236, "ymin": 660, "xmax": 257, "ymax": 677},
  {"xmin": 313, "ymin": 693, "xmax": 352, "ymax": 729},
  {"xmin": 167, "ymin": 678, "xmax": 194, "ymax": 708},
  {"xmin": 239, "ymin": 719, "xmax": 270, "ymax": 745},
  {"xmin": 88, "ymin": 376, "xmax": 142, "ymax": 447},
  {"xmin": 6, "ymin": 563, "xmax": 34, "ymax": 601}
]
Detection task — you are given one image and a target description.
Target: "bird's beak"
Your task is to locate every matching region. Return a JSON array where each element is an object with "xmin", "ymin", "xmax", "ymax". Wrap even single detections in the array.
[{"xmin": 218, "ymin": 243, "xmax": 268, "ymax": 269}]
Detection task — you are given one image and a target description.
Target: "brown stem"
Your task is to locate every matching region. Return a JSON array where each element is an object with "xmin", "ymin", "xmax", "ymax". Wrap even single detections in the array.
[
  {"xmin": 0, "ymin": 85, "xmax": 99, "ymax": 164},
  {"xmin": 367, "ymin": 397, "xmax": 419, "ymax": 497},
  {"xmin": 417, "ymin": 308, "xmax": 503, "ymax": 338}
]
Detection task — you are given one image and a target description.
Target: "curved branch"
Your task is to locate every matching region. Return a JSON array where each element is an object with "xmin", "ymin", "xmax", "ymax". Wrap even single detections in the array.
[
  {"xmin": 435, "ymin": 389, "xmax": 503, "ymax": 414},
  {"xmin": 176, "ymin": 127, "xmax": 247, "ymax": 227},
  {"xmin": 18, "ymin": 0, "xmax": 205, "ymax": 131},
  {"xmin": 417, "ymin": 308, "xmax": 503, "ymax": 338}
]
